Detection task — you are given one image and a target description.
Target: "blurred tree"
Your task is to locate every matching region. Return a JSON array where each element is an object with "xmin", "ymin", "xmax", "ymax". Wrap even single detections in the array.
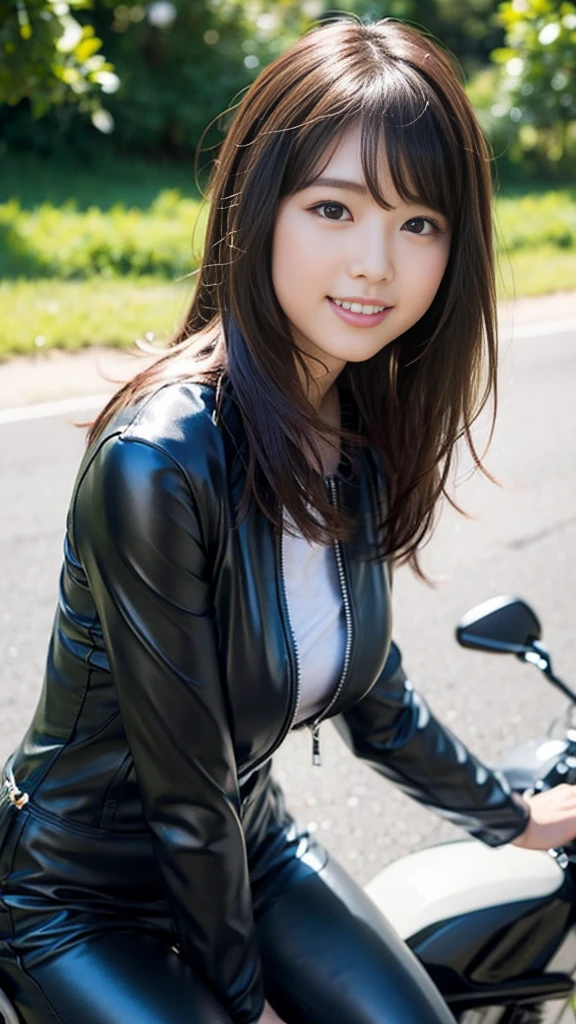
[
  {"xmin": 0, "ymin": 0, "xmax": 317, "ymax": 157},
  {"xmin": 86, "ymin": 0, "xmax": 314, "ymax": 156},
  {"xmin": 488, "ymin": 0, "xmax": 576, "ymax": 171},
  {"xmin": 84, "ymin": 0, "xmax": 508, "ymax": 159},
  {"xmin": 0, "ymin": 0, "xmax": 118, "ymax": 127}
]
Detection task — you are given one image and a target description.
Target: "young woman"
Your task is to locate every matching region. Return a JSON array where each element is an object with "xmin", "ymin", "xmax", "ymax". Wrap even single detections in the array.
[{"xmin": 2, "ymin": 15, "xmax": 576, "ymax": 1024}]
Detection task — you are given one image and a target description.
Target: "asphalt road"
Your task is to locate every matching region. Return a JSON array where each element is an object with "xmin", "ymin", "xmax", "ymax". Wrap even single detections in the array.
[{"xmin": 1, "ymin": 326, "xmax": 575, "ymax": 888}]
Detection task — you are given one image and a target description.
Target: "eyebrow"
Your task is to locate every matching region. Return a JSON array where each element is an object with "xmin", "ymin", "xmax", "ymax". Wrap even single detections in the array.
[
  {"xmin": 308, "ymin": 177, "xmax": 370, "ymax": 195},
  {"xmin": 306, "ymin": 176, "xmax": 398, "ymax": 208}
]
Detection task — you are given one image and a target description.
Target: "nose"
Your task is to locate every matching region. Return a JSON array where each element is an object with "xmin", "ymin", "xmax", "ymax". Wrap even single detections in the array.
[{"xmin": 348, "ymin": 224, "xmax": 394, "ymax": 284}]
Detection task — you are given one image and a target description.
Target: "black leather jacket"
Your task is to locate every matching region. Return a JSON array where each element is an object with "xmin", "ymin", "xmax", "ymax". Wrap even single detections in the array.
[{"xmin": 2, "ymin": 378, "xmax": 531, "ymax": 1023}]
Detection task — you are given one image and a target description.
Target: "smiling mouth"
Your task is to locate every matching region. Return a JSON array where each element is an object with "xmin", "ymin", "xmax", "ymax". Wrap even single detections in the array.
[{"xmin": 328, "ymin": 297, "xmax": 391, "ymax": 313}]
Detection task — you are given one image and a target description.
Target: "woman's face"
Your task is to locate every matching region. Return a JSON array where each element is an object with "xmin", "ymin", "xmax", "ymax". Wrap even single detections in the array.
[{"xmin": 271, "ymin": 122, "xmax": 452, "ymax": 379}]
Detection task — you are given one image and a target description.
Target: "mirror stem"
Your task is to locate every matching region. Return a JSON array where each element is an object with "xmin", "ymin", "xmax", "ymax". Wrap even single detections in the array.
[
  {"xmin": 523, "ymin": 642, "xmax": 576, "ymax": 704},
  {"xmin": 542, "ymin": 668, "xmax": 576, "ymax": 706}
]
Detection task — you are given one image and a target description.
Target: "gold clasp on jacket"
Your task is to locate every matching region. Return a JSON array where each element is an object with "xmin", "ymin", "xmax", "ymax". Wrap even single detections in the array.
[{"xmin": 3, "ymin": 774, "xmax": 29, "ymax": 810}]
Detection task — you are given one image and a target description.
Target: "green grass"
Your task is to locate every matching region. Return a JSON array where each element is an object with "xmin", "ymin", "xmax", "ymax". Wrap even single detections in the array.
[
  {"xmin": 0, "ymin": 151, "xmax": 203, "ymax": 211},
  {"xmin": 497, "ymin": 246, "xmax": 576, "ymax": 298},
  {"xmin": 0, "ymin": 277, "xmax": 195, "ymax": 361},
  {"xmin": 495, "ymin": 189, "xmax": 576, "ymax": 252},
  {"xmin": 0, "ymin": 192, "xmax": 210, "ymax": 280}
]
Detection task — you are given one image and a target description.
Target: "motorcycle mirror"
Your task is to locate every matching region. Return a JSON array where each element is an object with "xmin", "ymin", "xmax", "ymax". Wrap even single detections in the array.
[{"xmin": 456, "ymin": 596, "xmax": 541, "ymax": 655}]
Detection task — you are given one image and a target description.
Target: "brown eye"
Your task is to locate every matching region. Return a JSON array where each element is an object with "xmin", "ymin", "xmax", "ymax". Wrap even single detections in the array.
[
  {"xmin": 404, "ymin": 217, "xmax": 440, "ymax": 235},
  {"xmin": 312, "ymin": 202, "xmax": 350, "ymax": 221}
]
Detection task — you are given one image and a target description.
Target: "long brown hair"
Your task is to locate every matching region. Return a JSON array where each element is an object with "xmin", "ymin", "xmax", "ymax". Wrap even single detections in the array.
[{"xmin": 85, "ymin": 15, "xmax": 498, "ymax": 576}]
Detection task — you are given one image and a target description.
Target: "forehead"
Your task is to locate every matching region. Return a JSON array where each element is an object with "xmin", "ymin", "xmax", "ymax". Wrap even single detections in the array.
[
  {"xmin": 316, "ymin": 123, "xmax": 368, "ymax": 171},
  {"xmin": 307, "ymin": 123, "xmax": 406, "ymax": 205}
]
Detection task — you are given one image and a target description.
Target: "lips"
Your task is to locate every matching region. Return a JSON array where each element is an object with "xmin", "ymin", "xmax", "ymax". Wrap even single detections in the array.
[{"xmin": 327, "ymin": 296, "xmax": 393, "ymax": 328}]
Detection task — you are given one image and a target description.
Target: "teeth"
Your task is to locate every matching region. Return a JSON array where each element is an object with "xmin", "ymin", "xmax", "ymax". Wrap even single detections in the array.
[{"xmin": 332, "ymin": 299, "xmax": 387, "ymax": 315}]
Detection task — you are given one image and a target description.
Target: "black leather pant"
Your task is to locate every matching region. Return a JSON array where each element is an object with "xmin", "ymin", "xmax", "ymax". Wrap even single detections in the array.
[{"xmin": 0, "ymin": 777, "xmax": 456, "ymax": 1024}]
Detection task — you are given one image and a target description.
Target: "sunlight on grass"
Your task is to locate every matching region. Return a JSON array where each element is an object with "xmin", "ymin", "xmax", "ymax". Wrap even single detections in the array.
[
  {"xmin": 497, "ymin": 247, "xmax": 576, "ymax": 299},
  {"xmin": 0, "ymin": 277, "xmax": 195, "ymax": 361}
]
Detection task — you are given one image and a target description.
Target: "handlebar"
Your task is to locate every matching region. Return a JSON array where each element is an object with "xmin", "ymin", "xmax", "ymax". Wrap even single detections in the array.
[{"xmin": 521, "ymin": 754, "xmax": 576, "ymax": 867}]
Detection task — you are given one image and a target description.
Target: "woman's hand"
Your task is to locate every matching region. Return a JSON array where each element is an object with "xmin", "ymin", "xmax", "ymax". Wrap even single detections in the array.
[
  {"xmin": 257, "ymin": 999, "xmax": 287, "ymax": 1023},
  {"xmin": 511, "ymin": 785, "xmax": 576, "ymax": 851}
]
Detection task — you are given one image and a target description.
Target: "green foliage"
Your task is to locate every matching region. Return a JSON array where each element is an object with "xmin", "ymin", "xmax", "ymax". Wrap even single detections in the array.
[
  {"xmin": 3, "ymin": 0, "xmax": 574, "ymax": 185},
  {"xmin": 496, "ymin": 188, "xmax": 576, "ymax": 248},
  {"xmin": 0, "ymin": 183, "xmax": 573, "ymax": 360},
  {"xmin": 0, "ymin": 0, "xmax": 118, "ymax": 124},
  {"xmin": 1, "ymin": 0, "xmax": 509, "ymax": 159},
  {"xmin": 0, "ymin": 0, "xmax": 317, "ymax": 157},
  {"xmin": 488, "ymin": 0, "xmax": 576, "ymax": 173},
  {"xmin": 0, "ymin": 191, "xmax": 209, "ymax": 279},
  {"xmin": 90, "ymin": 0, "xmax": 317, "ymax": 155}
]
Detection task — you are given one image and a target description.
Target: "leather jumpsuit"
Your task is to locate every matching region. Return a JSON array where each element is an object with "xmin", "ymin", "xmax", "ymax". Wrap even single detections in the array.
[{"xmin": 0, "ymin": 377, "xmax": 531, "ymax": 1024}]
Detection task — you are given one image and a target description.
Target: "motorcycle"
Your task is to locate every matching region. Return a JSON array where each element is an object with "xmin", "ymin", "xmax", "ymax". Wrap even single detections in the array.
[
  {"xmin": 0, "ymin": 595, "xmax": 575, "ymax": 1024},
  {"xmin": 366, "ymin": 594, "xmax": 576, "ymax": 1024}
]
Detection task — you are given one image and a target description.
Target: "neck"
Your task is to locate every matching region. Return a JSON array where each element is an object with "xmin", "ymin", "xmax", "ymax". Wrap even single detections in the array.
[{"xmin": 296, "ymin": 359, "xmax": 343, "ymax": 414}]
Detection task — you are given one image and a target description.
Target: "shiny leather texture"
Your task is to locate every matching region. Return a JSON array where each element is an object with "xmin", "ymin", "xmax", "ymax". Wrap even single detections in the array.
[{"xmin": 0, "ymin": 378, "xmax": 531, "ymax": 1023}]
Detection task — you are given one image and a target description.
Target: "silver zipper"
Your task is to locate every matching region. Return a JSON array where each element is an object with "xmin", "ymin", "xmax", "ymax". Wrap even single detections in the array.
[
  {"xmin": 237, "ymin": 524, "xmax": 302, "ymax": 786},
  {"xmin": 237, "ymin": 483, "xmax": 352, "ymax": 781},
  {"xmin": 279, "ymin": 519, "xmax": 303, "ymax": 733},
  {"xmin": 308, "ymin": 475, "xmax": 353, "ymax": 766}
]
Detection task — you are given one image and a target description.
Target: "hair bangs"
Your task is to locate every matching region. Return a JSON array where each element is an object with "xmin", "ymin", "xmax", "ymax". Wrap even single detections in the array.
[
  {"xmin": 279, "ymin": 73, "xmax": 459, "ymax": 227},
  {"xmin": 279, "ymin": 110, "xmax": 357, "ymax": 200},
  {"xmin": 358, "ymin": 89, "xmax": 459, "ymax": 224}
]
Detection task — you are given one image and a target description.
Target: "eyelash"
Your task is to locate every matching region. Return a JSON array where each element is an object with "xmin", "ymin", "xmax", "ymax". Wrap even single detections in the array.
[{"xmin": 309, "ymin": 201, "xmax": 444, "ymax": 235}]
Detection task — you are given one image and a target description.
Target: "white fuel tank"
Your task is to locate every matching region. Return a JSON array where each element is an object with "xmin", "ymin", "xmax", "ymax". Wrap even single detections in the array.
[{"xmin": 364, "ymin": 839, "xmax": 565, "ymax": 941}]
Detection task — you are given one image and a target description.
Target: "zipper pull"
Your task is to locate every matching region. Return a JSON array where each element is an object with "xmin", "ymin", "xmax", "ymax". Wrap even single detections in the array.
[
  {"xmin": 311, "ymin": 723, "xmax": 322, "ymax": 766},
  {"xmin": 3, "ymin": 775, "xmax": 29, "ymax": 810}
]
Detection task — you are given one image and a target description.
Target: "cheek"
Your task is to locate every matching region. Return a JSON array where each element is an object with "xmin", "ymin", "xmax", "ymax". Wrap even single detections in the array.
[
  {"xmin": 271, "ymin": 216, "xmax": 323, "ymax": 309},
  {"xmin": 408, "ymin": 241, "xmax": 450, "ymax": 302},
  {"xmin": 433, "ymin": 238, "xmax": 451, "ymax": 279}
]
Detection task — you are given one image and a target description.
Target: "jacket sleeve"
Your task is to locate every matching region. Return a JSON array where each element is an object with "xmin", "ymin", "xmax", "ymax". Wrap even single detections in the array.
[
  {"xmin": 72, "ymin": 433, "xmax": 264, "ymax": 1024},
  {"xmin": 332, "ymin": 641, "xmax": 531, "ymax": 847}
]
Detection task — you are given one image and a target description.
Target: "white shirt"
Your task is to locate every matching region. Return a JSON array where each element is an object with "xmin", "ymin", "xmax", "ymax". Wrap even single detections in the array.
[{"xmin": 281, "ymin": 503, "xmax": 346, "ymax": 727}]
